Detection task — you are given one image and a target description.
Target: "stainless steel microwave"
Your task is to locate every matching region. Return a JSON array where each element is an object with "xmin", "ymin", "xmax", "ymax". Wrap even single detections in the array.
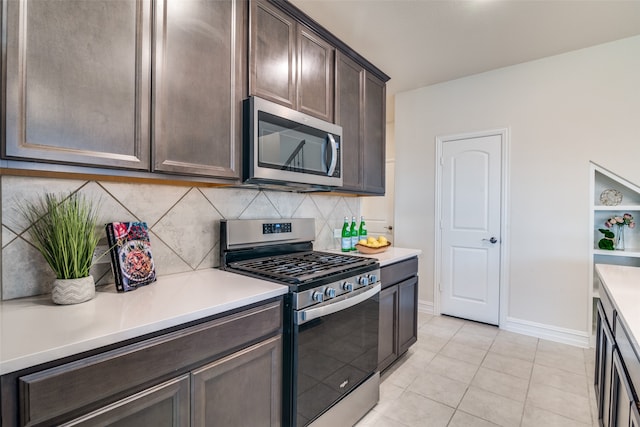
[{"xmin": 243, "ymin": 96, "xmax": 342, "ymax": 190}]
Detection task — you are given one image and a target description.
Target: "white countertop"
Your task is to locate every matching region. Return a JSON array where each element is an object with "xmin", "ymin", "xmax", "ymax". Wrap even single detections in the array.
[
  {"xmin": 595, "ymin": 264, "xmax": 640, "ymax": 355},
  {"xmin": 329, "ymin": 247, "xmax": 422, "ymax": 267},
  {"xmin": 0, "ymin": 269, "xmax": 288, "ymax": 375}
]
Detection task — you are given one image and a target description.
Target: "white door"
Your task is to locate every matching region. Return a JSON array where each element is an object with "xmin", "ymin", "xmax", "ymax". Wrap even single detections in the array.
[
  {"xmin": 362, "ymin": 160, "xmax": 394, "ymax": 242},
  {"xmin": 440, "ymin": 134, "xmax": 502, "ymax": 325}
]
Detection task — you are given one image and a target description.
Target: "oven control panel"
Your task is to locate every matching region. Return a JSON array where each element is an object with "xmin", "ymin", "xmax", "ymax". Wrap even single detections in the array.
[
  {"xmin": 262, "ymin": 222, "xmax": 292, "ymax": 234},
  {"xmin": 293, "ymin": 269, "xmax": 381, "ymax": 310}
]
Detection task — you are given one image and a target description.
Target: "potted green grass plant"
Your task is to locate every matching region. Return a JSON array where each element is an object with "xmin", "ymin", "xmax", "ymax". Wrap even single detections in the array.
[{"xmin": 20, "ymin": 192, "xmax": 100, "ymax": 304}]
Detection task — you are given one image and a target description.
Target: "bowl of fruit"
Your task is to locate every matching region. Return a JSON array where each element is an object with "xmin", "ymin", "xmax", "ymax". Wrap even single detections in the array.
[{"xmin": 355, "ymin": 236, "xmax": 391, "ymax": 254}]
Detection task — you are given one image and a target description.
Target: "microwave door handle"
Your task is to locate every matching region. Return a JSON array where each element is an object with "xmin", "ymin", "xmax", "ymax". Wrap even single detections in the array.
[{"xmin": 326, "ymin": 133, "xmax": 338, "ymax": 176}]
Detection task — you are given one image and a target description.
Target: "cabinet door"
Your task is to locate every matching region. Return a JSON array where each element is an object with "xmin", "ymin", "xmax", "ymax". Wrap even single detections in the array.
[
  {"xmin": 378, "ymin": 284, "xmax": 398, "ymax": 372},
  {"xmin": 3, "ymin": 0, "xmax": 151, "ymax": 170},
  {"xmin": 398, "ymin": 276, "xmax": 418, "ymax": 355},
  {"xmin": 250, "ymin": 0, "xmax": 296, "ymax": 109},
  {"xmin": 596, "ymin": 302, "xmax": 616, "ymax": 427},
  {"xmin": 297, "ymin": 26, "xmax": 334, "ymax": 122},
  {"xmin": 362, "ymin": 73, "xmax": 386, "ymax": 195},
  {"xmin": 60, "ymin": 375, "xmax": 189, "ymax": 427},
  {"xmin": 611, "ymin": 349, "xmax": 635, "ymax": 427},
  {"xmin": 153, "ymin": 0, "xmax": 245, "ymax": 178},
  {"xmin": 335, "ymin": 52, "xmax": 364, "ymax": 192},
  {"xmin": 191, "ymin": 335, "xmax": 282, "ymax": 427},
  {"xmin": 336, "ymin": 60, "xmax": 386, "ymax": 195}
]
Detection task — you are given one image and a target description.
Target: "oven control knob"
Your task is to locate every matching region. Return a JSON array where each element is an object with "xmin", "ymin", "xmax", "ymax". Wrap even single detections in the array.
[
  {"xmin": 342, "ymin": 282, "xmax": 354, "ymax": 292},
  {"xmin": 368, "ymin": 274, "xmax": 378, "ymax": 284},
  {"xmin": 359, "ymin": 276, "xmax": 370, "ymax": 286},
  {"xmin": 312, "ymin": 291, "xmax": 324, "ymax": 303},
  {"xmin": 325, "ymin": 287, "xmax": 336, "ymax": 298}
]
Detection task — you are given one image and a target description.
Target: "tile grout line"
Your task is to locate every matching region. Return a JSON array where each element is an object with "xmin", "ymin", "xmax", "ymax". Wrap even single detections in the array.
[
  {"xmin": 517, "ymin": 337, "xmax": 539, "ymax": 427},
  {"xmin": 445, "ymin": 324, "xmax": 496, "ymax": 427}
]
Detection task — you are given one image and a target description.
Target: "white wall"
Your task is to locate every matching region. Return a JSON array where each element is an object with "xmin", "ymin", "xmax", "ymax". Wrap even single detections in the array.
[{"xmin": 394, "ymin": 36, "xmax": 640, "ymax": 338}]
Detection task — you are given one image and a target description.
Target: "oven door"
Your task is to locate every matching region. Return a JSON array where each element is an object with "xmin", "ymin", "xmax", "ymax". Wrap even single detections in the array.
[{"xmin": 291, "ymin": 284, "xmax": 380, "ymax": 426}]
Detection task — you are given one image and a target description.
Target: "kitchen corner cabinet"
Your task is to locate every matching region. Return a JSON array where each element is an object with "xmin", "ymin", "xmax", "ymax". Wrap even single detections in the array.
[
  {"xmin": 3, "ymin": 0, "xmax": 151, "ymax": 170},
  {"xmin": 594, "ymin": 286, "xmax": 640, "ymax": 427},
  {"xmin": 249, "ymin": 0, "xmax": 334, "ymax": 122},
  {"xmin": 152, "ymin": 0, "xmax": 246, "ymax": 178},
  {"xmin": 378, "ymin": 257, "xmax": 418, "ymax": 372},
  {"xmin": 336, "ymin": 52, "xmax": 386, "ymax": 195},
  {"xmin": 0, "ymin": 299, "xmax": 282, "ymax": 427},
  {"xmin": 590, "ymin": 164, "xmax": 640, "ymax": 336}
]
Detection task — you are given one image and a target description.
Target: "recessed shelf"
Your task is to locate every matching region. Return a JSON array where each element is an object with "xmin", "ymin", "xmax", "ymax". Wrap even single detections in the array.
[
  {"xmin": 594, "ymin": 205, "xmax": 640, "ymax": 211},
  {"xmin": 590, "ymin": 163, "xmax": 640, "ymax": 336},
  {"xmin": 594, "ymin": 249, "xmax": 640, "ymax": 258}
]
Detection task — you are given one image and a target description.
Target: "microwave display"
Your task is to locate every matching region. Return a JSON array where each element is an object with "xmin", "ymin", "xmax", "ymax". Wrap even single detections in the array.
[{"xmin": 258, "ymin": 111, "xmax": 340, "ymax": 177}]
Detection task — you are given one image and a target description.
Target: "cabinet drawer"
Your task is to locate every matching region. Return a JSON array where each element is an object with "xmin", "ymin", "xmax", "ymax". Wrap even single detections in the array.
[
  {"xmin": 18, "ymin": 300, "xmax": 282, "ymax": 426},
  {"xmin": 380, "ymin": 257, "xmax": 418, "ymax": 290},
  {"xmin": 615, "ymin": 315, "xmax": 640, "ymax": 402}
]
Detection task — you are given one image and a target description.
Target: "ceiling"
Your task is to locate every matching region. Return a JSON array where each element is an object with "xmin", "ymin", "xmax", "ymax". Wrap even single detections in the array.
[{"xmin": 289, "ymin": 0, "xmax": 640, "ymax": 121}]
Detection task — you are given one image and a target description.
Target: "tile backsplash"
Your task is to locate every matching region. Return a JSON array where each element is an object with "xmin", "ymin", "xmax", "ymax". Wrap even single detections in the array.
[{"xmin": 1, "ymin": 175, "xmax": 360, "ymax": 300}]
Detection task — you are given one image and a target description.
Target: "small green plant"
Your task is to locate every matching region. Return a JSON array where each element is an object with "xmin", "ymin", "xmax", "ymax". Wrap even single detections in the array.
[
  {"xmin": 598, "ymin": 228, "xmax": 615, "ymax": 250},
  {"xmin": 20, "ymin": 193, "xmax": 100, "ymax": 279}
]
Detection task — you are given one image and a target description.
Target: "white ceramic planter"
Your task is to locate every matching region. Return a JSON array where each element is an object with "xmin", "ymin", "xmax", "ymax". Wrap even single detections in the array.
[{"xmin": 51, "ymin": 275, "xmax": 95, "ymax": 305}]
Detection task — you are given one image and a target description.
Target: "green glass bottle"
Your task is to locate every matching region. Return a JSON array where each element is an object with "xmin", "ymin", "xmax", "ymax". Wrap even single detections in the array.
[
  {"xmin": 341, "ymin": 217, "xmax": 351, "ymax": 252},
  {"xmin": 358, "ymin": 216, "xmax": 367, "ymax": 242},
  {"xmin": 350, "ymin": 216, "xmax": 358, "ymax": 251}
]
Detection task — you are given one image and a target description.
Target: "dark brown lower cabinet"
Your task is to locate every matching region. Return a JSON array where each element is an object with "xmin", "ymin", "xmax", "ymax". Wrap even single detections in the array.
[
  {"xmin": 0, "ymin": 299, "xmax": 282, "ymax": 427},
  {"xmin": 378, "ymin": 285, "xmax": 399, "ymax": 371},
  {"xmin": 594, "ymin": 287, "xmax": 640, "ymax": 427},
  {"xmin": 611, "ymin": 349, "xmax": 636, "ymax": 427},
  {"xmin": 59, "ymin": 375, "xmax": 190, "ymax": 426},
  {"xmin": 60, "ymin": 336, "xmax": 282, "ymax": 427},
  {"xmin": 595, "ymin": 300, "xmax": 615, "ymax": 427},
  {"xmin": 191, "ymin": 336, "xmax": 281, "ymax": 426},
  {"xmin": 378, "ymin": 257, "xmax": 418, "ymax": 372}
]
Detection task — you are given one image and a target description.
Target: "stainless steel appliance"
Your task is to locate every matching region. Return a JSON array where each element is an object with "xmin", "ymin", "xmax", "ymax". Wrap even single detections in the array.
[
  {"xmin": 220, "ymin": 218, "xmax": 380, "ymax": 427},
  {"xmin": 243, "ymin": 96, "xmax": 343, "ymax": 190}
]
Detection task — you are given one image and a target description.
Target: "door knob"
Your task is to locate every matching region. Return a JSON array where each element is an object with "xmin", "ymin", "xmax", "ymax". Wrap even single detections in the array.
[{"xmin": 482, "ymin": 237, "xmax": 498, "ymax": 244}]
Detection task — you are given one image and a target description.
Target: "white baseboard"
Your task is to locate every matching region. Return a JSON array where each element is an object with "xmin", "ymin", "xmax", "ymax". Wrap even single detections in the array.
[
  {"xmin": 501, "ymin": 316, "xmax": 591, "ymax": 348},
  {"xmin": 418, "ymin": 299, "xmax": 434, "ymax": 315}
]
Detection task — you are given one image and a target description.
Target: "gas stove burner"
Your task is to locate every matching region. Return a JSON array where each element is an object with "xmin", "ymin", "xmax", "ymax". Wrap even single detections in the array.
[{"xmin": 228, "ymin": 251, "xmax": 374, "ymax": 285}]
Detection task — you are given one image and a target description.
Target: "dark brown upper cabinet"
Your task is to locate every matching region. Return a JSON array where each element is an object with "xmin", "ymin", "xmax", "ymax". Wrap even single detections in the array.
[
  {"xmin": 3, "ymin": 0, "xmax": 152, "ymax": 170},
  {"xmin": 152, "ymin": 0, "xmax": 246, "ymax": 178},
  {"xmin": 1, "ymin": 0, "xmax": 388, "ymax": 191},
  {"xmin": 335, "ymin": 52, "xmax": 364, "ymax": 192},
  {"xmin": 249, "ymin": 0, "xmax": 334, "ymax": 122},
  {"xmin": 336, "ymin": 52, "xmax": 386, "ymax": 195},
  {"xmin": 363, "ymin": 72, "xmax": 386, "ymax": 195}
]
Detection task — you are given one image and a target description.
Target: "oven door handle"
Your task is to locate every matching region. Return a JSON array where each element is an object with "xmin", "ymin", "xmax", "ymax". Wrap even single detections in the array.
[{"xmin": 296, "ymin": 284, "xmax": 381, "ymax": 325}]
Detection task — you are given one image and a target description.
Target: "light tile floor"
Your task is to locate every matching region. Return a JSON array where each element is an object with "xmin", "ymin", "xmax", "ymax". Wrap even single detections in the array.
[{"xmin": 356, "ymin": 312, "xmax": 598, "ymax": 427}]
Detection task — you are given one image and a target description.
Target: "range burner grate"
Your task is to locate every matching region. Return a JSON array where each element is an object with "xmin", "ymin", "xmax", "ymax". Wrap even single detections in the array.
[{"xmin": 228, "ymin": 251, "xmax": 373, "ymax": 285}]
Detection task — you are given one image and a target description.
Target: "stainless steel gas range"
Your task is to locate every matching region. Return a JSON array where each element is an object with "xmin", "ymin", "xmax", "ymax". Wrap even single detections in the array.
[{"xmin": 220, "ymin": 218, "xmax": 380, "ymax": 427}]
